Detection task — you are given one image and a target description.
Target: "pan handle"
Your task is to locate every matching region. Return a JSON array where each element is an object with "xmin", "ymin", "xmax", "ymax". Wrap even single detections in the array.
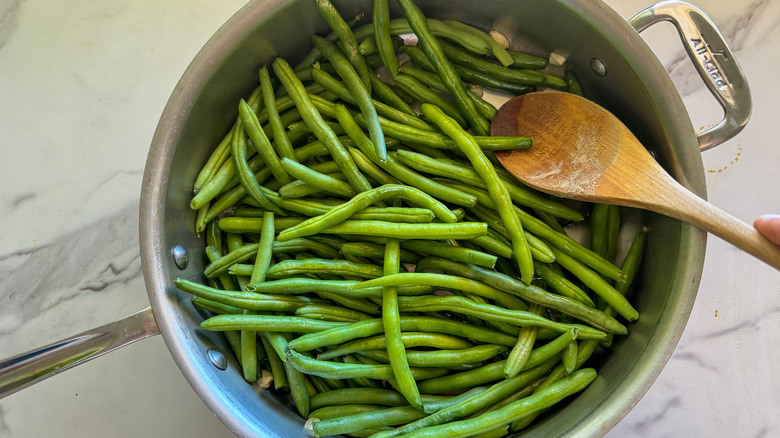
[
  {"xmin": 0, "ymin": 307, "xmax": 160, "ymax": 399},
  {"xmin": 629, "ymin": 1, "xmax": 752, "ymax": 151}
]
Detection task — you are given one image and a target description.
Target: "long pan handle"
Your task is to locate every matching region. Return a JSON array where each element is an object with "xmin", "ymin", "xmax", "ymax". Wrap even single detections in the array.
[{"xmin": 0, "ymin": 307, "xmax": 160, "ymax": 399}]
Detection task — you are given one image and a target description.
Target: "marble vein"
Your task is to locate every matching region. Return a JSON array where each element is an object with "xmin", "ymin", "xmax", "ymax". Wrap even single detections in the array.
[
  {"xmin": 0, "ymin": 203, "xmax": 141, "ymax": 341},
  {"xmin": 0, "ymin": 0, "xmax": 21, "ymax": 50}
]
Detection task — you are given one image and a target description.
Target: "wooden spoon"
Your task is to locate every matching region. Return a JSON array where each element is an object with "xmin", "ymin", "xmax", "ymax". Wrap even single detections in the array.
[{"xmin": 492, "ymin": 91, "xmax": 780, "ymax": 270}]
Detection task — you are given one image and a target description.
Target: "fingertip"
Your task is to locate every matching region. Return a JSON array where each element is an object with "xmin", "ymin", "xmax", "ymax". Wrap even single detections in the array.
[{"xmin": 754, "ymin": 214, "xmax": 780, "ymax": 246}]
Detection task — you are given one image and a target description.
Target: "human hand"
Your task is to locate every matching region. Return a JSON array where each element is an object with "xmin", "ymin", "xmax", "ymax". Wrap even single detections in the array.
[{"xmin": 754, "ymin": 214, "xmax": 780, "ymax": 246}]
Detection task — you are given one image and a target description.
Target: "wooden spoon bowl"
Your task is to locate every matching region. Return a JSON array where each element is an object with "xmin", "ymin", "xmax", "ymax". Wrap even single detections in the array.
[{"xmin": 492, "ymin": 91, "xmax": 780, "ymax": 270}]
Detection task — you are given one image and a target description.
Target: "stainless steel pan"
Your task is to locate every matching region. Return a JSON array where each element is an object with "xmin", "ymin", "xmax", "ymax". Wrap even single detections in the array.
[{"xmin": 0, "ymin": 1, "xmax": 750, "ymax": 436}]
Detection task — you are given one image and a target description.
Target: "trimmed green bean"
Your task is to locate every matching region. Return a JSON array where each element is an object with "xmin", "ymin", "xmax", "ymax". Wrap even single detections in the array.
[
  {"xmin": 317, "ymin": 333, "xmax": 474, "ymax": 360},
  {"xmin": 396, "ymin": 0, "xmax": 489, "ymax": 135},
  {"xmin": 312, "ymin": 35, "xmax": 386, "ymax": 162},
  {"xmin": 354, "ymin": 273, "xmax": 525, "ymax": 311},
  {"xmin": 320, "ymin": 220, "xmax": 487, "ymax": 241},
  {"xmin": 266, "ymin": 258, "xmax": 384, "ymax": 280},
  {"xmin": 273, "ymin": 57, "xmax": 373, "ymax": 193},
  {"xmin": 249, "ymin": 211, "xmax": 275, "ymax": 285},
  {"xmin": 238, "ymin": 99, "xmax": 290, "ymax": 184},
  {"xmin": 404, "ymin": 369, "xmax": 597, "ymax": 438},
  {"xmin": 382, "ymin": 238, "xmax": 422, "ymax": 409},
  {"xmin": 441, "ymin": 20, "xmax": 513, "ymax": 67},
  {"xmin": 230, "ymin": 122, "xmax": 283, "ymax": 215},
  {"xmin": 373, "ymin": 0, "xmax": 400, "ymax": 76},
  {"xmin": 396, "ymin": 295, "xmax": 607, "ymax": 339},
  {"xmin": 393, "ymin": 74, "xmax": 468, "ymax": 127},
  {"xmin": 314, "ymin": 0, "xmax": 372, "ymax": 91},
  {"xmin": 548, "ymin": 246, "xmax": 638, "ymax": 321},
  {"xmin": 417, "ymin": 257, "xmax": 627, "ymax": 334},
  {"xmin": 278, "ymin": 184, "xmax": 457, "ymax": 241},
  {"xmin": 422, "ymin": 103, "xmax": 534, "ymax": 283},
  {"xmin": 287, "ymin": 317, "xmax": 518, "ymax": 353},
  {"xmin": 504, "ymin": 303, "xmax": 544, "ymax": 379},
  {"xmin": 397, "ymin": 65, "xmax": 497, "ymax": 120}
]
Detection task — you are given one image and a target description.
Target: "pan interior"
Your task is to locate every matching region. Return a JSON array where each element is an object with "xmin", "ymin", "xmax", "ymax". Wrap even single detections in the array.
[{"xmin": 140, "ymin": 1, "xmax": 706, "ymax": 436}]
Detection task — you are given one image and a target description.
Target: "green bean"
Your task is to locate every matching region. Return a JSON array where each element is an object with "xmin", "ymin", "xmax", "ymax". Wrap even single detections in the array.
[
  {"xmin": 278, "ymin": 184, "xmax": 457, "ymax": 241},
  {"xmin": 606, "ymin": 205, "xmax": 620, "ymax": 262},
  {"xmin": 341, "ymin": 241, "xmax": 423, "ymax": 264},
  {"xmin": 273, "ymin": 57, "xmax": 373, "ymax": 193},
  {"xmin": 405, "ymin": 369, "xmax": 597, "ymax": 438},
  {"xmin": 287, "ymin": 350, "xmax": 447, "ymax": 381},
  {"xmin": 359, "ymin": 344, "xmax": 507, "ymax": 369},
  {"xmin": 244, "ymin": 278, "xmax": 432, "ymax": 298},
  {"xmin": 416, "ymin": 257, "xmax": 627, "ymax": 334},
  {"xmin": 348, "ymin": 146, "xmax": 400, "ymax": 186},
  {"xmin": 533, "ymin": 260, "xmax": 595, "ymax": 307},
  {"xmin": 260, "ymin": 334, "xmax": 288, "ymax": 390},
  {"xmin": 504, "ymin": 303, "xmax": 544, "ymax": 379},
  {"xmin": 548, "ymin": 246, "xmax": 638, "ymax": 321},
  {"xmin": 590, "ymin": 203, "xmax": 610, "ymax": 261},
  {"xmin": 372, "ymin": 357, "xmax": 559, "ymax": 438},
  {"xmin": 354, "ymin": 273, "xmax": 525, "ymax": 311},
  {"xmin": 310, "ymin": 388, "xmax": 408, "ymax": 411},
  {"xmin": 310, "ymin": 69, "xmax": 433, "ymax": 133},
  {"xmin": 238, "ymin": 99, "xmax": 290, "ymax": 184},
  {"xmin": 368, "ymin": 70, "xmax": 417, "ymax": 116},
  {"xmin": 354, "ymin": 18, "xmax": 492, "ymax": 57},
  {"xmin": 541, "ymin": 72, "xmax": 569, "ymax": 90},
  {"xmin": 422, "ymin": 103, "xmax": 534, "ymax": 283},
  {"xmin": 314, "ymin": 0, "xmax": 371, "ymax": 92},
  {"xmin": 193, "ymin": 86, "xmax": 262, "ymax": 194},
  {"xmin": 439, "ymin": 40, "xmax": 546, "ymax": 86},
  {"xmin": 393, "ymin": 74, "xmax": 468, "ymax": 127},
  {"xmin": 320, "ymin": 220, "xmax": 487, "ymax": 241},
  {"xmin": 317, "ymin": 333, "xmax": 474, "ymax": 361},
  {"xmin": 565, "ymin": 68, "xmax": 584, "ymax": 96},
  {"xmin": 393, "ymin": 151, "xmax": 580, "ymax": 222},
  {"xmin": 401, "ymin": 44, "xmax": 534, "ymax": 95},
  {"xmin": 259, "ymin": 66, "xmax": 295, "ymax": 161},
  {"xmin": 310, "ymin": 404, "xmax": 383, "ymax": 421},
  {"xmin": 441, "ymin": 20, "xmax": 513, "ymax": 67},
  {"xmin": 396, "ymin": 0, "xmax": 489, "ymax": 135},
  {"xmin": 287, "ymin": 317, "xmax": 518, "ymax": 353},
  {"xmin": 399, "ymin": 240, "xmax": 497, "ymax": 268},
  {"xmin": 191, "ymin": 296, "xmax": 241, "ymax": 315},
  {"xmin": 286, "ymin": 360, "xmax": 311, "ymax": 417},
  {"xmin": 281, "ymin": 158, "xmax": 356, "ymax": 198},
  {"xmin": 373, "ymin": 0, "xmax": 400, "ymax": 76},
  {"xmin": 447, "ymin": 182, "xmax": 622, "ymax": 280},
  {"xmin": 397, "ymin": 65, "xmax": 497, "ymax": 120},
  {"xmin": 297, "ymin": 304, "xmax": 373, "ymax": 322},
  {"xmin": 397, "ymin": 295, "xmax": 607, "ymax": 339},
  {"xmin": 217, "ymin": 217, "xmax": 304, "ymax": 234},
  {"xmin": 201, "ymin": 314, "xmax": 348, "ymax": 333},
  {"xmin": 602, "ymin": 226, "xmax": 648, "ymax": 347},
  {"xmin": 230, "ymin": 122, "xmax": 284, "ymax": 215},
  {"xmin": 249, "ymin": 211, "xmax": 275, "ymax": 285},
  {"xmin": 266, "ymin": 258, "xmax": 384, "ymax": 280},
  {"xmin": 316, "ymin": 292, "xmax": 382, "ymax": 315},
  {"xmin": 380, "ymin": 238, "xmax": 422, "ymax": 409},
  {"xmin": 315, "ymin": 406, "xmax": 426, "ymax": 436},
  {"xmin": 312, "ymin": 35, "xmax": 386, "ymax": 162},
  {"xmin": 200, "ymin": 140, "xmax": 330, "ymax": 219},
  {"xmin": 174, "ymin": 278, "xmax": 326, "ymax": 312},
  {"xmin": 507, "ymin": 49, "xmax": 548, "ymax": 69}
]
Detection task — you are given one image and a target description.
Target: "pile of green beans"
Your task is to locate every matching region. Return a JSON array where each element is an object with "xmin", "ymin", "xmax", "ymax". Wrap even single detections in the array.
[{"xmin": 178, "ymin": 0, "xmax": 649, "ymax": 436}]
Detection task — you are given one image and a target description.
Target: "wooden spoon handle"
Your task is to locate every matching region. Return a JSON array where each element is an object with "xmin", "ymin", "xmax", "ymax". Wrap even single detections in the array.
[{"xmin": 669, "ymin": 187, "xmax": 780, "ymax": 270}]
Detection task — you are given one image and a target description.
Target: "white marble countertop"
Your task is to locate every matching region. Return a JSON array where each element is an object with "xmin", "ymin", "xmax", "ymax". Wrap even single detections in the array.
[{"xmin": 1, "ymin": 0, "xmax": 778, "ymax": 436}]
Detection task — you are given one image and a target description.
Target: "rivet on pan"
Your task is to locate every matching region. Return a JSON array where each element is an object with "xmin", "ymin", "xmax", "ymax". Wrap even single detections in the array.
[
  {"xmin": 590, "ymin": 58, "xmax": 607, "ymax": 77},
  {"xmin": 172, "ymin": 245, "xmax": 189, "ymax": 270},
  {"xmin": 208, "ymin": 348, "xmax": 228, "ymax": 370}
]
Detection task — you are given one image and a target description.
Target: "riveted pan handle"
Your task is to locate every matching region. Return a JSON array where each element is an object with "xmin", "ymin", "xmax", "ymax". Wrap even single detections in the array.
[
  {"xmin": 0, "ymin": 307, "xmax": 160, "ymax": 399},
  {"xmin": 629, "ymin": 1, "xmax": 752, "ymax": 151}
]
